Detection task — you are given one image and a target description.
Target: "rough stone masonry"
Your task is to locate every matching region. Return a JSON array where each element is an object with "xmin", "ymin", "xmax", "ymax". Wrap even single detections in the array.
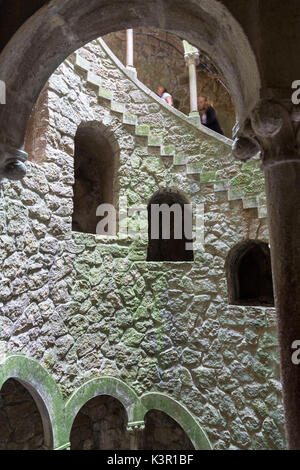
[{"xmin": 0, "ymin": 37, "xmax": 285, "ymax": 450}]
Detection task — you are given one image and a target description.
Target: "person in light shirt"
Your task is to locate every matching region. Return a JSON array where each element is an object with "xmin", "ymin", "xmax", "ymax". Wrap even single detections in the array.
[{"xmin": 157, "ymin": 85, "xmax": 174, "ymax": 107}]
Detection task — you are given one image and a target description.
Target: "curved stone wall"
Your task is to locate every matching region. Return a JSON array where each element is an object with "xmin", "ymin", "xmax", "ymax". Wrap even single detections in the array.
[{"xmin": 0, "ymin": 38, "xmax": 284, "ymax": 450}]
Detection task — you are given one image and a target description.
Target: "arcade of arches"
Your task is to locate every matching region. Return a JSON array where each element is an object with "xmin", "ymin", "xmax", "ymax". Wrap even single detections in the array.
[
  {"xmin": 70, "ymin": 396, "xmax": 195, "ymax": 451},
  {"xmin": 0, "ymin": 0, "xmax": 300, "ymax": 451}
]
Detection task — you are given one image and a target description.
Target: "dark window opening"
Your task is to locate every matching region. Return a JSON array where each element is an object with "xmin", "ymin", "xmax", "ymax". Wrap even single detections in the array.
[
  {"xmin": 227, "ymin": 240, "xmax": 274, "ymax": 307},
  {"xmin": 140, "ymin": 410, "xmax": 195, "ymax": 450},
  {"xmin": 0, "ymin": 379, "xmax": 46, "ymax": 450},
  {"xmin": 72, "ymin": 123, "xmax": 118, "ymax": 235},
  {"xmin": 70, "ymin": 395, "xmax": 130, "ymax": 450},
  {"xmin": 147, "ymin": 188, "xmax": 194, "ymax": 262}
]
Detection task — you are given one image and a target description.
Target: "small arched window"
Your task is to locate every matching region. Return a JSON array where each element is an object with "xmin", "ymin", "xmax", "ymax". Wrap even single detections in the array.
[
  {"xmin": 147, "ymin": 188, "xmax": 194, "ymax": 262},
  {"xmin": 226, "ymin": 240, "xmax": 274, "ymax": 306},
  {"xmin": 72, "ymin": 122, "xmax": 119, "ymax": 235}
]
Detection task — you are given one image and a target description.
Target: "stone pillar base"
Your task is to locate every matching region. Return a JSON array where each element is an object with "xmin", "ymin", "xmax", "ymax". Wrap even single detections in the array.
[
  {"xmin": 126, "ymin": 66, "xmax": 137, "ymax": 80},
  {"xmin": 188, "ymin": 111, "xmax": 201, "ymax": 128}
]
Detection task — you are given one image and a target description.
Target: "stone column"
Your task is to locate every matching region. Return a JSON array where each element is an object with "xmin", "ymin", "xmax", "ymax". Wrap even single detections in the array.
[
  {"xmin": 127, "ymin": 421, "xmax": 145, "ymax": 450},
  {"xmin": 183, "ymin": 41, "xmax": 201, "ymax": 127},
  {"xmin": 233, "ymin": 100, "xmax": 300, "ymax": 450},
  {"xmin": 126, "ymin": 29, "xmax": 137, "ymax": 79}
]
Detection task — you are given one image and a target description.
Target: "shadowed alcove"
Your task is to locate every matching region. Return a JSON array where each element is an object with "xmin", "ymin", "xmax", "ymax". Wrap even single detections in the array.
[
  {"xmin": 139, "ymin": 409, "xmax": 195, "ymax": 450},
  {"xmin": 70, "ymin": 395, "xmax": 130, "ymax": 450},
  {"xmin": 72, "ymin": 122, "xmax": 119, "ymax": 235},
  {"xmin": 0, "ymin": 379, "xmax": 46, "ymax": 450},
  {"xmin": 147, "ymin": 188, "xmax": 194, "ymax": 262},
  {"xmin": 226, "ymin": 240, "xmax": 274, "ymax": 307}
]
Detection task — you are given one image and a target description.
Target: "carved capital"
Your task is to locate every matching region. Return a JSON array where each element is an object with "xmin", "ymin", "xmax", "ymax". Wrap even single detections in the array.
[
  {"xmin": 184, "ymin": 51, "xmax": 200, "ymax": 67},
  {"xmin": 0, "ymin": 143, "xmax": 28, "ymax": 182},
  {"xmin": 232, "ymin": 136, "xmax": 261, "ymax": 162},
  {"xmin": 127, "ymin": 420, "xmax": 145, "ymax": 434},
  {"xmin": 233, "ymin": 100, "xmax": 300, "ymax": 165}
]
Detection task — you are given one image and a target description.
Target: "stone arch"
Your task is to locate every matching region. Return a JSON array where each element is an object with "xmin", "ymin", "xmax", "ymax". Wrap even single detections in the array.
[
  {"xmin": 72, "ymin": 121, "xmax": 120, "ymax": 235},
  {"xmin": 226, "ymin": 239, "xmax": 274, "ymax": 306},
  {"xmin": 24, "ymin": 83, "xmax": 49, "ymax": 165},
  {"xmin": 0, "ymin": 355, "xmax": 67, "ymax": 449},
  {"xmin": 70, "ymin": 395, "xmax": 132, "ymax": 450},
  {"xmin": 141, "ymin": 392, "xmax": 212, "ymax": 450},
  {"xmin": 65, "ymin": 377, "xmax": 144, "ymax": 441},
  {"xmin": 0, "ymin": 0, "xmax": 260, "ymax": 161},
  {"xmin": 141, "ymin": 409, "xmax": 196, "ymax": 450},
  {"xmin": 147, "ymin": 188, "xmax": 194, "ymax": 262}
]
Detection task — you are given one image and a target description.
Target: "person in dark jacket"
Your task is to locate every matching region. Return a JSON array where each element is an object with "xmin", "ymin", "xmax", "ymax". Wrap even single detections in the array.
[{"xmin": 198, "ymin": 96, "xmax": 224, "ymax": 135}]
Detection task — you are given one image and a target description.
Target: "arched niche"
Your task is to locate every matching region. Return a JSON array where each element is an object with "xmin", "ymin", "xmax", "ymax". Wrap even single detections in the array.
[
  {"xmin": 141, "ymin": 392, "xmax": 212, "ymax": 450},
  {"xmin": 72, "ymin": 122, "xmax": 119, "ymax": 235},
  {"xmin": 147, "ymin": 188, "xmax": 194, "ymax": 262},
  {"xmin": 140, "ymin": 409, "xmax": 195, "ymax": 450},
  {"xmin": 226, "ymin": 240, "xmax": 274, "ymax": 307},
  {"xmin": 70, "ymin": 395, "xmax": 131, "ymax": 450},
  {"xmin": 65, "ymin": 376, "xmax": 141, "ymax": 441}
]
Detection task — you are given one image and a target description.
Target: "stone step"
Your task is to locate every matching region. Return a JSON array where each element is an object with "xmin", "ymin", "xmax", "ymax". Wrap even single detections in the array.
[
  {"xmin": 98, "ymin": 87, "xmax": 113, "ymax": 100},
  {"xmin": 186, "ymin": 162, "xmax": 203, "ymax": 175},
  {"xmin": 75, "ymin": 54, "xmax": 90, "ymax": 72},
  {"xmin": 173, "ymin": 154, "xmax": 188, "ymax": 166},
  {"xmin": 135, "ymin": 124, "xmax": 151, "ymax": 136},
  {"xmin": 200, "ymin": 171, "xmax": 217, "ymax": 184},
  {"xmin": 214, "ymin": 180, "xmax": 230, "ymax": 192},
  {"xmin": 228, "ymin": 187, "xmax": 245, "ymax": 202},
  {"xmin": 242, "ymin": 196, "xmax": 258, "ymax": 209},
  {"xmin": 148, "ymin": 135, "xmax": 163, "ymax": 147},
  {"xmin": 123, "ymin": 113, "xmax": 138, "ymax": 126},
  {"xmin": 87, "ymin": 71, "xmax": 102, "ymax": 88},
  {"xmin": 161, "ymin": 145, "xmax": 176, "ymax": 157},
  {"xmin": 111, "ymin": 101, "xmax": 126, "ymax": 113}
]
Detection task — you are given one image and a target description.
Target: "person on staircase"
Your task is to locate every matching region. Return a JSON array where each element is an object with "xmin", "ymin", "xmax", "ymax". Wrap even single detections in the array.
[
  {"xmin": 157, "ymin": 86, "xmax": 174, "ymax": 107},
  {"xmin": 198, "ymin": 96, "xmax": 224, "ymax": 135}
]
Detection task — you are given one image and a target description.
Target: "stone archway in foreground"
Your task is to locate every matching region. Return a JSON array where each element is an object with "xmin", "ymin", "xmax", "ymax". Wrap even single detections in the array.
[
  {"xmin": 0, "ymin": 354, "xmax": 67, "ymax": 449},
  {"xmin": 0, "ymin": 0, "xmax": 260, "ymax": 180}
]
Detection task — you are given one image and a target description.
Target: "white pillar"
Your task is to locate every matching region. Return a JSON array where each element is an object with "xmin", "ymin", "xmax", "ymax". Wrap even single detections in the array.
[
  {"xmin": 185, "ymin": 53, "xmax": 199, "ymax": 113},
  {"xmin": 126, "ymin": 29, "xmax": 137, "ymax": 79},
  {"xmin": 183, "ymin": 41, "xmax": 201, "ymax": 127},
  {"xmin": 126, "ymin": 29, "xmax": 134, "ymax": 68}
]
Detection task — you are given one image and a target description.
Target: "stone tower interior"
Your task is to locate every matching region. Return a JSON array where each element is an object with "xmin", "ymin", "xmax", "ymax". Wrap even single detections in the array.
[{"xmin": 0, "ymin": 0, "xmax": 300, "ymax": 452}]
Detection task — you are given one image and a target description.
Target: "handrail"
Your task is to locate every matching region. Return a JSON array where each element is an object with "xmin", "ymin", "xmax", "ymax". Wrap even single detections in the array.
[{"xmin": 98, "ymin": 38, "xmax": 233, "ymax": 148}]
